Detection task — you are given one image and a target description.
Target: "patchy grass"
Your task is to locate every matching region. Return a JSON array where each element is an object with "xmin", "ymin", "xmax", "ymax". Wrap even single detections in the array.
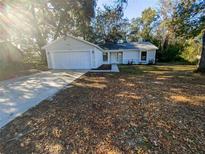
[
  {"xmin": 0, "ymin": 64, "xmax": 205, "ymax": 153},
  {"xmin": 119, "ymin": 64, "xmax": 196, "ymax": 75}
]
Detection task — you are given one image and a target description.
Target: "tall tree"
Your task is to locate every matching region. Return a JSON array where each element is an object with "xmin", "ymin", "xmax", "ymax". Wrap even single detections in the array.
[
  {"xmin": 200, "ymin": 31, "xmax": 205, "ymax": 72},
  {"xmin": 91, "ymin": 1, "xmax": 128, "ymax": 44},
  {"xmin": 129, "ymin": 8, "xmax": 157, "ymax": 42},
  {"xmin": 173, "ymin": 0, "xmax": 205, "ymax": 72},
  {"xmin": 157, "ymin": 0, "xmax": 177, "ymax": 52},
  {"xmin": 0, "ymin": 0, "xmax": 9, "ymax": 41},
  {"xmin": 128, "ymin": 18, "xmax": 141, "ymax": 41},
  {"xmin": 0, "ymin": 0, "xmax": 97, "ymax": 63},
  {"xmin": 140, "ymin": 8, "xmax": 157, "ymax": 41}
]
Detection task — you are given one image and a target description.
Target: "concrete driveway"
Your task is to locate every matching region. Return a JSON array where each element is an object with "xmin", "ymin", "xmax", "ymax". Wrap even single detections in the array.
[{"xmin": 0, "ymin": 70, "xmax": 87, "ymax": 128}]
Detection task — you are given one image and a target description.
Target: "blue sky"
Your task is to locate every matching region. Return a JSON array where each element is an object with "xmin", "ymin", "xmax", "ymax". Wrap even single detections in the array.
[{"xmin": 97, "ymin": 0, "xmax": 159, "ymax": 20}]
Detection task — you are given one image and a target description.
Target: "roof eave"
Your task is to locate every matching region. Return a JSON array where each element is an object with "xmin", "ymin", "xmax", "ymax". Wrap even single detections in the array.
[
  {"xmin": 104, "ymin": 48, "xmax": 158, "ymax": 51},
  {"xmin": 41, "ymin": 35, "xmax": 104, "ymax": 52}
]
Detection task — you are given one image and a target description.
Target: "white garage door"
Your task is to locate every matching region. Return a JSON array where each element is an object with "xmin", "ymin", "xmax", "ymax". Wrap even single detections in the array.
[{"xmin": 51, "ymin": 51, "xmax": 91, "ymax": 69}]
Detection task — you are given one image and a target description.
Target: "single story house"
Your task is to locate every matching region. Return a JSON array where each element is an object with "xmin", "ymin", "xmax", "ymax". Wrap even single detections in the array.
[
  {"xmin": 100, "ymin": 42, "xmax": 158, "ymax": 65},
  {"xmin": 43, "ymin": 35, "xmax": 158, "ymax": 69}
]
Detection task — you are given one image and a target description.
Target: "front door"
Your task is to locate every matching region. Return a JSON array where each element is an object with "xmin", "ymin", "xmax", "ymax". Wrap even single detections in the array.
[
  {"xmin": 141, "ymin": 51, "xmax": 147, "ymax": 63},
  {"xmin": 110, "ymin": 52, "xmax": 123, "ymax": 64}
]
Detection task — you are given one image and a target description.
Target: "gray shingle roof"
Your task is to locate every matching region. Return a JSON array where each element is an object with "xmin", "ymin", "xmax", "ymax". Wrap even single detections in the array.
[{"xmin": 100, "ymin": 42, "xmax": 158, "ymax": 51}]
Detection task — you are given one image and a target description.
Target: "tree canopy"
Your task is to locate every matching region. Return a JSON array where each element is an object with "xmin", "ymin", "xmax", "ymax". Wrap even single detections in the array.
[
  {"xmin": 0, "ymin": 0, "xmax": 97, "ymax": 62},
  {"xmin": 0, "ymin": 0, "xmax": 205, "ymax": 71},
  {"xmin": 128, "ymin": 8, "xmax": 157, "ymax": 41}
]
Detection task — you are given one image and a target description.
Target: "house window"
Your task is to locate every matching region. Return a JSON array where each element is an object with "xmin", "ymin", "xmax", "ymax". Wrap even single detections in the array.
[
  {"xmin": 103, "ymin": 52, "xmax": 108, "ymax": 61},
  {"xmin": 141, "ymin": 51, "xmax": 147, "ymax": 61}
]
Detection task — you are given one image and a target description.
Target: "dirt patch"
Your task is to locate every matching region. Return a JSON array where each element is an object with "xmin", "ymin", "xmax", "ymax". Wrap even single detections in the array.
[
  {"xmin": 92, "ymin": 64, "xmax": 111, "ymax": 70},
  {"xmin": 0, "ymin": 69, "xmax": 42, "ymax": 81},
  {"xmin": 0, "ymin": 63, "xmax": 48, "ymax": 81},
  {"xmin": 0, "ymin": 65, "xmax": 205, "ymax": 153}
]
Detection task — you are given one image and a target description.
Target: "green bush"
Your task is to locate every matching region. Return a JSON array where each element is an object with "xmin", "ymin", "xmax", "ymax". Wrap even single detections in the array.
[
  {"xmin": 157, "ymin": 43, "xmax": 183, "ymax": 62},
  {"xmin": 156, "ymin": 38, "xmax": 201, "ymax": 64},
  {"xmin": 180, "ymin": 39, "xmax": 201, "ymax": 64}
]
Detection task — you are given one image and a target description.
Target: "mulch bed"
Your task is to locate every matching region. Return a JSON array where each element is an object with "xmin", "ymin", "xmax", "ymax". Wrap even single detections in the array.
[
  {"xmin": 92, "ymin": 64, "xmax": 111, "ymax": 70},
  {"xmin": 0, "ymin": 65, "xmax": 205, "ymax": 153}
]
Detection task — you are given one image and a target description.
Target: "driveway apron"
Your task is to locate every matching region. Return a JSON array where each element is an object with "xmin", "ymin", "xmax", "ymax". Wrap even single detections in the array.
[{"xmin": 0, "ymin": 70, "xmax": 87, "ymax": 128}]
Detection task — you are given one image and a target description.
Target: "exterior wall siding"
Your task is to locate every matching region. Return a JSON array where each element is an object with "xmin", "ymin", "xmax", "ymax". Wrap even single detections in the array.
[
  {"xmin": 46, "ymin": 37, "xmax": 96, "ymax": 52},
  {"xmin": 147, "ymin": 50, "xmax": 156, "ymax": 64},
  {"xmin": 123, "ymin": 51, "xmax": 140, "ymax": 64},
  {"xmin": 106, "ymin": 50, "xmax": 156, "ymax": 65},
  {"xmin": 94, "ymin": 47, "xmax": 103, "ymax": 68}
]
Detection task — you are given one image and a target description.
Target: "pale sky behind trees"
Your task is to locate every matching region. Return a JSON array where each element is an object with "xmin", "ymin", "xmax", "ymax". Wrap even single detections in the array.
[{"xmin": 97, "ymin": 0, "xmax": 159, "ymax": 20}]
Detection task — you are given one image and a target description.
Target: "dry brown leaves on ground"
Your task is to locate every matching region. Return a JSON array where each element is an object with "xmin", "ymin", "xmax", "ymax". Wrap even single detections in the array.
[{"xmin": 0, "ymin": 65, "xmax": 205, "ymax": 154}]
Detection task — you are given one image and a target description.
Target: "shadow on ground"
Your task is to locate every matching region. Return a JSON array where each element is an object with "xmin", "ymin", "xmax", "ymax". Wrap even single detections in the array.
[{"xmin": 0, "ymin": 64, "xmax": 205, "ymax": 153}]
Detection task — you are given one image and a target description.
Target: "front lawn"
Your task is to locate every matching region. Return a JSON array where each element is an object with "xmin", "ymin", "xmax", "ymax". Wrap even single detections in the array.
[{"xmin": 0, "ymin": 64, "xmax": 205, "ymax": 153}]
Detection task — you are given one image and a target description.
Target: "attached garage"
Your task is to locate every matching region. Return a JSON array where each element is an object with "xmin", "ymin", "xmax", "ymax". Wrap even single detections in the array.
[
  {"xmin": 50, "ymin": 51, "xmax": 91, "ymax": 69},
  {"xmin": 42, "ymin": 35, "xmax": 103, "ymax": 70}
]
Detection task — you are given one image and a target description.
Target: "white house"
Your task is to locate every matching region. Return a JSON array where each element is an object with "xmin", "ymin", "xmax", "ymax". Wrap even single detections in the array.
[
  {"xmin": 42, "ymin": 35, "xmax": 104, "ymax": 69},
  {"xmin": 100, "ymin": 42, "xmax": 158, "ymax": 65},
  {"xmin": 43, "ymin": 35, "xmax": 158, "ymax": 70}
]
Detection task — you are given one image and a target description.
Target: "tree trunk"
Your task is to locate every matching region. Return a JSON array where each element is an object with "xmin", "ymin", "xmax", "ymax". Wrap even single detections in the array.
[
  {"xmin": 197, "ymin": 31, "xmax": 205, "ymax": 72},
  {"xmin": 54, "ymin": 11, "xmax": 64, "ymax": 40},
  {"xmin": 162, "ymin": 35, "xmax": 169, "ymax": 52},
  {"xmin": 31, "ymin": 4, "xmax": 47, "ymax": 64}
]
